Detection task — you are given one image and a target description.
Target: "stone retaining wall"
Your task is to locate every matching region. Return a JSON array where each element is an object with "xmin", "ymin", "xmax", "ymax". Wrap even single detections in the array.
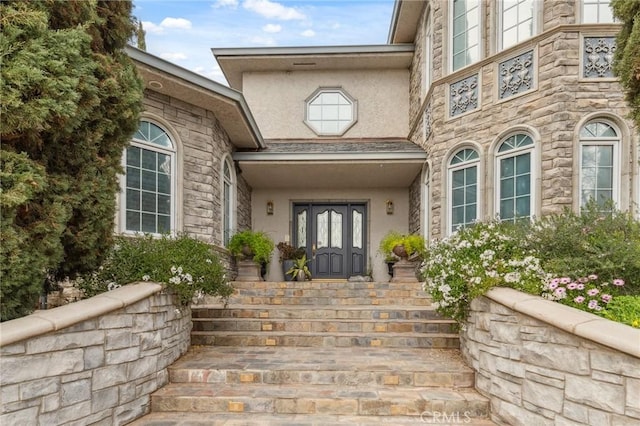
[
  {"xmin": 0, "ymin": 283, "xmax": 191, "ymax": 425},
  {"xmin": 462, "ymin": 287, "xmax": 640, "ymax": 425}
]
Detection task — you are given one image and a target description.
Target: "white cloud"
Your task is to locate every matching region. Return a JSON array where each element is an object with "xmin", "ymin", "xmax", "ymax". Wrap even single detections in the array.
[
  {"xmin": 301, "ymin": 29, "xmax": 315, "ymax": 37},
  {"xmin": 213, "ymin": 0, "xmax": 239, "ymax": 8},
  {"xmin": 262, "ymin": 24, "xmax": 282, "ymax": 33},
  {"xmin": 142, "ymin": 18, "xmax": 192, "ymax": 35},
  {"xmin": 142, "ymin": 21, "xmax": 164, "ymax": 34},
  {"xmin": 160, "ymin": 17, "xmax": 192, "ymax": 30},
  {"xmin": 160, "ymin": 52, "xmax": 188, "ymax": 61},
  {"xmin": 243, "ymin": 0, "xmax": 305, "ymax": 21}
]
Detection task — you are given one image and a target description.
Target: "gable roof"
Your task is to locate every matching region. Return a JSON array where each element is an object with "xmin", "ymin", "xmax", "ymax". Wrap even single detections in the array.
[
  {"xmin": 126, "ymin": 46, "xmax": 265, "ymax": 150},
  {"xmin": 213, "ymin": 44, "xmax": 414, "ymax": 91}
]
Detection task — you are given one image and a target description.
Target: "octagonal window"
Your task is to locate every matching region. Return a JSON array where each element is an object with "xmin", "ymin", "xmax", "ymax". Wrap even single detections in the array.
[{"xmin": 305, "ymin": 88, "xmax": 357, "ymax": 136}]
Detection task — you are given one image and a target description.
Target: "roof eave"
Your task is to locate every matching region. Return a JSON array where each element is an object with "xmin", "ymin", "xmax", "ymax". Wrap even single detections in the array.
[{"xmin": 125, "ymin": 46, "xmax": 265, "ymax": 150}]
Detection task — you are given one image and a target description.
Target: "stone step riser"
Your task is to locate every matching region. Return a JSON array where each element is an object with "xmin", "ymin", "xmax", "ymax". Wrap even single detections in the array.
[
  {"xmin": 190, "ymin": 333, "xmax": 460, "ymax": 349},
  {"xmin": 228, "ymin": 282, "xmax": 426, "ymax": 291},
  {"xmin": 169, "ymin": 368, "xmax": 475, "ymax": 388},
  {"xmin": 227, "ymin": 289, "xmax": 430, "ymax": 299},
  {"xmin": 193, "ymin": 307, "xmax": 445, "ymax": 321},
  {"xmin": 192, "ymin": 319, "xmax": 456, "ymax": 334},
  {"xmin": 216, "ymin": 297, "xmax": 433, "ymax": 306},
  {"xmin": 151, "ymin": 389, "xmax": 489, "ymax": 417}
]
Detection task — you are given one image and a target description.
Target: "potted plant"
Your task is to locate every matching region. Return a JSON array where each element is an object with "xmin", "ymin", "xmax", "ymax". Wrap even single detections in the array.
[
  {"xmin": 379, "ymin": 231, "xmax": 425, "ymax": 282},
  {"xmin": 277, "ymin": 242, "xmax": 307, "ymax": 281},
  {"xmin": 228, "ymin": 230, "xmax": 274, "ymax": 281},
  {"xmin": 285, "ymin": 254, "xmax": 311, "ymax": 281},
  {"xmin": 379, "ymin": 231, "xmax": 425, "ymax": 261}
]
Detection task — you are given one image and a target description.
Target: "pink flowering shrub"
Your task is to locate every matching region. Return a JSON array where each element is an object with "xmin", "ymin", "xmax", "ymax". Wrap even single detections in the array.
[{"xmin": 542, "ymin": 274, "xmax": 626, "ymax": 312}]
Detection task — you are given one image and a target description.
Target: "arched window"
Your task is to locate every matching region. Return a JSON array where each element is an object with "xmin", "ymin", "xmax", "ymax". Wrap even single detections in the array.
[
  {"xmin": 222, "ymin": 156, "xmax": 235, "ymax": 246},
  {"xmin": 449, "ymin": 148, "xmax": 480, "ymax": 233},
  {"xmin": 579, "ymin": 120, "xmax": 619, "ymax": 208},
  {"xmin": 496, "ymin": 133, "xmax": 534, "ymax": 222},
  {"xmin": 123, "ymin": 121, "xmax": 175, "ymax": 234}
]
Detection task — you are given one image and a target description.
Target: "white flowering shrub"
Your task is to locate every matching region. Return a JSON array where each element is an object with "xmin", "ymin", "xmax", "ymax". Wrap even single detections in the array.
[
  {"xmin": 421, "ymin": 220, "xmax": 548, "ymax": 323},
  {"xmin": 76, "ymin": 234, "xmax": 232, "ymax": 306}
]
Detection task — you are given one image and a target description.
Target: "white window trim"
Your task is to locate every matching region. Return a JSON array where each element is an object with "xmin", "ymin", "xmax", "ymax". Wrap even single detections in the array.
[
  {"xmin": 497, "ymin": 0, "xmax": 538, "ymax": 52},
  {"xmin": 119, "ymin": 120, "xmax": 178, "ymax": 237},
  {"xmin": 580, "ymin": 0, "xmax": 614, "ymax": 24},
  {"xmin": 449, "ymin": 0, "xmax": 483, "ymax": 73},
  {"xmin": 221, "ymin": 155, "xmax": 236, "ymax": 247},
  {"xmin": 494, "ymin": 134, "xmax": 537, "ymax": 222},
  {"xmin": 447, "ymin": 149, "xmax": 481, "ymax": 234},
  {"xmin": 421, "ymin": 162, "xmax": 431, "ymax": 242},
  {"xmin": 578, "ymin": 121, "xmax": 621, "ymax": 209},
  {"xmin": 423, "ymin": 8, "xmax": 432, "ymax": 97},
  {"xmin": 304, "ymin": 87, "xmax": 357, "ymax": 137}
]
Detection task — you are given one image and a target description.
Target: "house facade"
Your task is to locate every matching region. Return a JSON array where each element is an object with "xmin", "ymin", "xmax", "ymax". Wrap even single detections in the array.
[{"xmin": 122, "ymin": 0, "xmax": 638, "ymax": 282}]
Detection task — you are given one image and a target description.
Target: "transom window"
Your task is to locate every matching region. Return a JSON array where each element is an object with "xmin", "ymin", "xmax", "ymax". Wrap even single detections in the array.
[
  {"xmin": 449, "ymin": 148, "xmax": 480, "ymax": 233},
  {"xmin": 451, "ymin": 0, "xmax": 481, "ymax": 71},
  {"xmin": 123, "ymin": 121, "xmax": 175, "ymax": 234},
  {"xmin": 501, "ymin": 0, "xmax": 535, "ymax": 50},
  {"xmin": 582, "ymin": 0, "xmax": 614, "ymax": 23},
  {"xmin": 579, "ymin": 120, "xmax": 619, "ymax": 208},
  {"xmin": 305, "ymin": 88, "xmax": 356, "ymax": 136},
  {"xmin": 496, "ymin": 134, "xmax": 534, "ymax": 222}
]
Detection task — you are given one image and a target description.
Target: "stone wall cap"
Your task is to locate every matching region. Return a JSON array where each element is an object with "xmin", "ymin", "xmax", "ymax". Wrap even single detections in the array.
[
  {"xmin": 485, "ymin": 287, "xmax": 640, "ymax": 359},
  {"xmin": 0, "ymin": 282, "xmax": 163, "ymax": 347}
]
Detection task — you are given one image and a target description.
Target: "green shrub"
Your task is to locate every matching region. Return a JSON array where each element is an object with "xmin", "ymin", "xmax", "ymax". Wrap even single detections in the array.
[
  {"xmin": 228, "ymin": 230, "xmax": 274, "ymax": 265},
  {"xmin": 76, "ymin": 234, "xmax": 232, "ymax": 306},
  {"xmin": 599, "ymin": 295, "xmax": 640, "ymax": 328},
  {"xmin": 518, "ymin": 202, "xmax": 640, "ymax": 295},
  {"xmin": 421, "ymin": 220, "xmax": 547, "ymax": 323}
]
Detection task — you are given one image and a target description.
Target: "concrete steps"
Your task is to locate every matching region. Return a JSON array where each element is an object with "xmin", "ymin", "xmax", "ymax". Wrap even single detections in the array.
[{"xmin": 130, "ymin": 281, "xmax": 493, "ymax": 424}]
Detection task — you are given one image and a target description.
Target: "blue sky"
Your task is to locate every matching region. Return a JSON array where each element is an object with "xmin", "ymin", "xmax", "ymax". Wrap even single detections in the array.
[{"xmin": 133, "ymin": 0, "xmax": 396, "ymax": 84}]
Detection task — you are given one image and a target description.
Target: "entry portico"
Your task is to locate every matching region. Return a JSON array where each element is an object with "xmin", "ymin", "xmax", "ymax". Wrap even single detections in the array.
[{"xmin": 215, "ymin": 45, "xmax": 426, "ymax": 281}]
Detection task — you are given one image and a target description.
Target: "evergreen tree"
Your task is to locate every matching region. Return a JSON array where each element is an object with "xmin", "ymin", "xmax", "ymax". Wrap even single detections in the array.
[
  {"xmin": 0, "ymin": 0, "xmax": 143, "ymax": 320},
  {"xmin": 612, "ymin": 0, "xmax": 640, "ymax": 128}
]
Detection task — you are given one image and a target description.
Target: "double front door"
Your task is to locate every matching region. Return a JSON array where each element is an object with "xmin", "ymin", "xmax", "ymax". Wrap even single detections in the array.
[{"xmin": 292, "ymin": 203, "xmax": 367, "ymax": 280}]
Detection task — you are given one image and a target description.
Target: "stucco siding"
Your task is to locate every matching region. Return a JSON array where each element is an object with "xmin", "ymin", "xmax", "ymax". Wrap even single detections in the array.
[{"xmin": 242, "ymin": 69, "xmax": 410, "ymax": 140}]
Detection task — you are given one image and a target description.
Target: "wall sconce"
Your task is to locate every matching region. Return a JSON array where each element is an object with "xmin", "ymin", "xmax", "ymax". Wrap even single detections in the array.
[
  {"xmin": 386, "ymin": 200, "xmax": 394, "ymax": 215},
  {"xmin": 266, "ymin": 201, "xmax": 274, "ymax": 215}
]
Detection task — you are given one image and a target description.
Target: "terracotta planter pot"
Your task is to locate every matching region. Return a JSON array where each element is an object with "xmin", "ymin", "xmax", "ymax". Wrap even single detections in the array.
[{"xmin": 392, "ymin": 244, "xmax": 409, "ymax": 260}]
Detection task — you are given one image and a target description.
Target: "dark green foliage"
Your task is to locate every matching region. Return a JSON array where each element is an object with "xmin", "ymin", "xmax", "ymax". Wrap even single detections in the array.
[
  {"xmin": 518, "ymin": 202, "xmax": 640, "ymax": 295},
  {"xmin": 77, "ymin": 234, "xmax": 233, "ymax": 306},
  {"xmin": 0, "ymin": 0, "xmax": 143, "ymax": 320},
  {"xmin": 612, "ymin": 0, "xmax": 640, "ymax": 128}
]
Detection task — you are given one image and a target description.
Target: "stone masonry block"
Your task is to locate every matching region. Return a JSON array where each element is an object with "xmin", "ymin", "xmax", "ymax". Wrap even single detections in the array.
[
  {"xmin": 521, "ymin": 341, "xmax": 590, "ymax": 375},
  {"xmin": 591, "ymin": 351, "xmax": 640, "ymax": 378},
  {"xmin": 92, "ymin": 365, "xmax": 128, "ymax": 391},
  {"xmin": 1, "ymin": 350, "xmax": 84, "ymax": 385},
  {"xmin": 91, "ymin": 387, "xmax": 119, "ymax": 412},
  {"xmin": 565, "ymin": 375, "xmax": 625, "ymax": 414},
  {"xmin": 523, "ymin": 380, "xmax": 564, "ymax": 413},
  {"xmin": 61, "ymin": 379, "xmax": 91, "ymax": 406},
  {"xmin": 26, "ymin": 331, "xmax": 104, "ymax": 354},
  {"xmin": 19, "ymin": 377, "xmax": 59, "ymax": 400}
]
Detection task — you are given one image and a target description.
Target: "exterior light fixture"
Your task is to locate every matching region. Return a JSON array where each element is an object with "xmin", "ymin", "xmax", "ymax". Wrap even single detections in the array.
[
  {"xmin": 386, "ymin": 200, "xmax": 394, "ymax": 215},
  {"xmin": 266, "ymin": 201, "xmax": 274, "ymax": 215}
]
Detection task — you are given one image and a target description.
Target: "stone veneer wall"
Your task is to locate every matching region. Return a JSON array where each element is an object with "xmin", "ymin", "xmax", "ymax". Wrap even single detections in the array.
[
  {"xmin": 462, "ymin": 287, "xmax": 640, "ymax": 426},
  {"xmin": 141, "ymin": 90, "xmax": 252, "ymax": 256},
  {"xmin": 407, "ymin": 1, "xmax": 636, "ymax": 240},
  {"xmin": 408, "ymin": 172, "xmax": 422, "ymax": 235},
  {"xmin": 0, "ymin": 283, "xmax": 191, "ymax": 426}
]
